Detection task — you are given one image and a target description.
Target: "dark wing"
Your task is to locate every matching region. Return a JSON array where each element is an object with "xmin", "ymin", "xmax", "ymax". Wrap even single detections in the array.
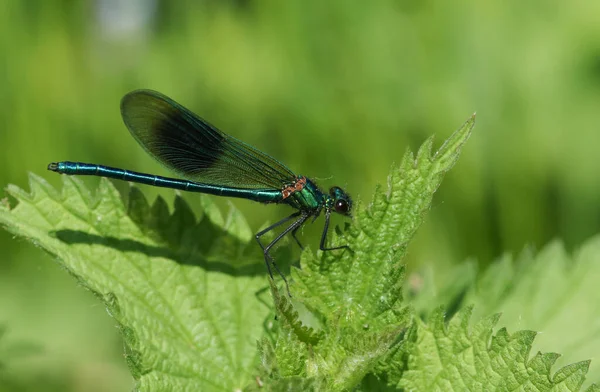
[{"xmin": 120, "ymin": 90, "xmax": 297, "ymax": 189}]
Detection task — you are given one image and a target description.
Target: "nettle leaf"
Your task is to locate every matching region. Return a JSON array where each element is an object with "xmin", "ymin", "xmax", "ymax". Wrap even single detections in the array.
[
  {"xmin": 295, "ymin": 115, "xmax": 476, "ymax": 321},
  {"xmin": 0, "ymin": 175, "xmax": 269, "ymax": 391},
  {"xmin": 261, "ymin": 115, "xmax": 476, "ymax": 389},
  {"xmin": 395, "ymin": 307, "xmax": 598, "ymax": 392},
  {"xmin": 463, "ymin": 237, "xmax": 600, "ymax": 387},
  {"xmin": 407, "ymin": 237, "xmax": 600, "ymax": 390}
]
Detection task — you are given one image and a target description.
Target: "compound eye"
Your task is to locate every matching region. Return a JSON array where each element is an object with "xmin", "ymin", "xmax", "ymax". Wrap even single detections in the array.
[{"xmin": 335, "ymin": 199, "xmax": 349, "ymax": 214}]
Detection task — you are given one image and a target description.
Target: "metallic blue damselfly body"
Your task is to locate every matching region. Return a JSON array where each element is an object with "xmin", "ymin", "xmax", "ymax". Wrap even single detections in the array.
[{"xmin": 48, "ymin": 90, "xmax": 352, "ymax": 295}]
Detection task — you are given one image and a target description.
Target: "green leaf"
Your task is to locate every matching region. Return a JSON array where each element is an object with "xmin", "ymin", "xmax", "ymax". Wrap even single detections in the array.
[
  {"xmin": 0, "ymin": 176, "xmax": 269, "ymax": 391},
  {"xmin": 408, "ymin": 236, "xmax": 600, "ymax": 390},
  {"xmin": 260, "ymin": 115, "xmax": 476, "ymax": 389},
  {"xmin": 294, "ymin": 114, "xmax": 476, "ymax": 319},
  {"xmin": 463, "ymin": 237, "xmax": 600, "ymax": 387},
  {"xmin": 395, "ymin": 306, "xmax": 597, "ymax": 391}
]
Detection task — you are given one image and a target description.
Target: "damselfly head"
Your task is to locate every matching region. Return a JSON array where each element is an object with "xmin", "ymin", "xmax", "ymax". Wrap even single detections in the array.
[{"xmin": 329, "ymin": 186, "xmax": 352, "ymax": 216}]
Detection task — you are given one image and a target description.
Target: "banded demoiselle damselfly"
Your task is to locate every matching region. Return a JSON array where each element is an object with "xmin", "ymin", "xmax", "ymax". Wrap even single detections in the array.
[{"xmin": 48, "ymin": 90, "xmax": 352, "ymax": 295}]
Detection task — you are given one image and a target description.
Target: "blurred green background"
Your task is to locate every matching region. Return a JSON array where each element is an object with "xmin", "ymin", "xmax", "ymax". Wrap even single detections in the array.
[{"xmin": 1, "ymin": 0, "xmax": 600, "ymax": 390}]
